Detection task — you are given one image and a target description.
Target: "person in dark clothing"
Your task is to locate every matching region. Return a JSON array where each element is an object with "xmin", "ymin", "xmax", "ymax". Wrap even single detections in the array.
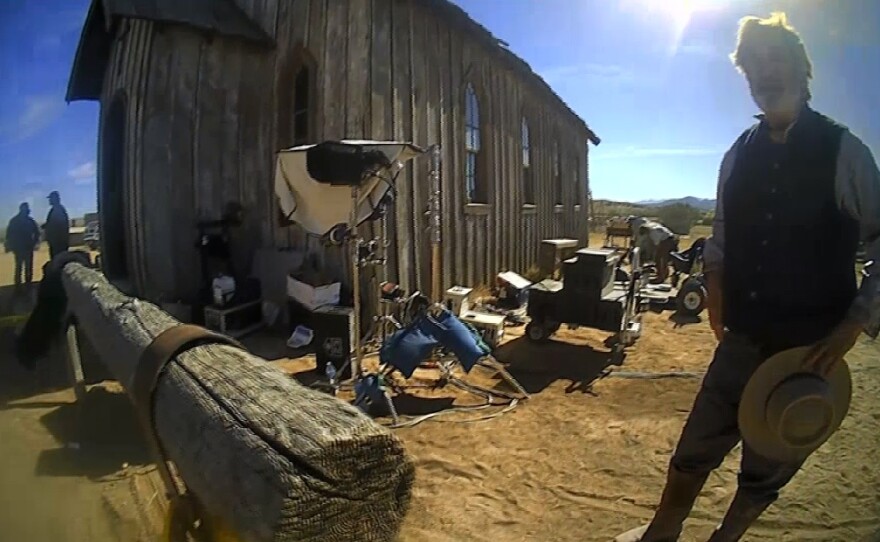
[
  {"xmin": 43, "ymin": 191, "xmax": 70, "ymax": 259},
  {"xmin": 4, "ymin": 202, "xmax": 41, "ymax": 291},
  {"xmin": 616, "ymin": 12, "xmax": 879, "ymax": 542}
]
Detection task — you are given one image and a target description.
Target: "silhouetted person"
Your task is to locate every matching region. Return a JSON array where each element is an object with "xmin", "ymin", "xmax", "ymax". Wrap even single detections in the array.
[
  {"xmin": 42, "ymin": 191, "xmax": 69, "ymax": 259},
  {"xmin": 4, "ymin": 202, "xmax": 40, "ymax": 292}
]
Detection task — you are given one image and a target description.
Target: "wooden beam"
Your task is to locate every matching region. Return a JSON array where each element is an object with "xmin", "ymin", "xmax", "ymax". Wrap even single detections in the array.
[
  {"xmin": 53, "ymin": 261, "xmax": 414, "ymax": 542},
  {"xmin": 64, "ymin": 322, "xmax": 87, "ymax": 404}
]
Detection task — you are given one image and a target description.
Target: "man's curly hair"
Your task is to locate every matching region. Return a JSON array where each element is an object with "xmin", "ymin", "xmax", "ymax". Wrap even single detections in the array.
[{"xmin": 730, "ymin": 12, "xmax": 813, "ymax": 100}]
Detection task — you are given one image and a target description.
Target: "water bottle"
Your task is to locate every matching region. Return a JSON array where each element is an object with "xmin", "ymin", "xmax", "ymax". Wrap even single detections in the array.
[{"xmin": 324, "ymin": 362, "xmax": 337, "ymax": 384}]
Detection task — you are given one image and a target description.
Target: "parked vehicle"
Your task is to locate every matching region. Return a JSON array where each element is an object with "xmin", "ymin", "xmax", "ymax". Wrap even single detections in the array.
[
  {"xmin": 84, "ymin": 221, "xmax": 100, "ymax": 251},
  {"xmin": 669, "ymin": 237, "xmax": 707, "ymax": 317}
]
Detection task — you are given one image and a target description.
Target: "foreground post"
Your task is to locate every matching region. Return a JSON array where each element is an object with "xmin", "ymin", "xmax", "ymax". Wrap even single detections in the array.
[
  {"xmin": 64, "ymin": 321, "xmax": 87, "ymax": 403},
  {"xmin": 42, "ymin": 259, "xmax": 414, "ymax": 542}
]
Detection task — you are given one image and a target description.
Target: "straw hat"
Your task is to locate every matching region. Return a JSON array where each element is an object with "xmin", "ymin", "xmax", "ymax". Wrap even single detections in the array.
[{"xmin": 739, "ymin": 345, "xmax": 852, "ymax": 463}]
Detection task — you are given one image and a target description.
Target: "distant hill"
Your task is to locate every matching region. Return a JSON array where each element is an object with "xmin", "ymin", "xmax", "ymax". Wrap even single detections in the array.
[
  {"xmin": 636, "ymin": 197, "xmax": 716, "ymax": 211},
  {"xmin": 591, "ymin": 197, "xmax": 714, "ymax": 235},
  {"xmin": 594, "ymin": 199, "xmax": 649, "ymax": 209}
]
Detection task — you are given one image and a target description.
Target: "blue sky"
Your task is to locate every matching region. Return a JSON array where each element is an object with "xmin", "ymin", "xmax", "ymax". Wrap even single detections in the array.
[{"xmin": 0, "ymin": 0, "xmax": 878, "ymax": 221}]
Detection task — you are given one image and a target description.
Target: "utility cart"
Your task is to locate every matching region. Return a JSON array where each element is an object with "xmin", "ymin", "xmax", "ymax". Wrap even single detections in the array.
[
  {"xmin": 525, "ymin": 247, "xmax": 648, "ymax": 361},
  {"xmin": 669, "ymin": 237, "xmax": 708, "ymax": 317}
]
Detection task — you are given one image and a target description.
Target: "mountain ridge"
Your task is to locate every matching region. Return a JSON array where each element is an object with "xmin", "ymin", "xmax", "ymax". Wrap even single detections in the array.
[{"xmin": 634, "ymin": 196, "xmax": 716, "ymax": 210}]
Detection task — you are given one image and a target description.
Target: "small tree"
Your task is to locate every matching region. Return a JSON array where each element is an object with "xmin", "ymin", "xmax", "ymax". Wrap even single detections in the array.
[
  {"xmin": 699, "ymin": 210, "xmax": 715, "ymax": 226},
  {"xmin": 655, "ymin": 203, "xmax": 702, "ymax": 235}
]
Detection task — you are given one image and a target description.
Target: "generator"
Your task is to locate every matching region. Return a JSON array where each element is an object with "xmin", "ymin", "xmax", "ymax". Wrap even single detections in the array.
[{"xmin": 526, "ymin": 247, "xmax": 646, "ymax": 357}]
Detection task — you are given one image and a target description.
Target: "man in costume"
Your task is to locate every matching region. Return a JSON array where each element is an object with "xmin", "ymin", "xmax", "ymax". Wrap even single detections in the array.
[{"xmin": 616, "ymin": 12, "xmax": 879, "ymax": 542}]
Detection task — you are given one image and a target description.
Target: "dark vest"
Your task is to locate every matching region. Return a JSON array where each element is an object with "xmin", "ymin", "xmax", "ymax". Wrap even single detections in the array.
[{"xmin": 722, "ymin": 108, "xmax": 860, "ymax": 349}]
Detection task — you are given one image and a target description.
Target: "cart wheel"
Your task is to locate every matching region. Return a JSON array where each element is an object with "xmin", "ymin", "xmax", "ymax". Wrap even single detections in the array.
[
  {"xmin": 526, "ymin": 322, "xmax": 550, "ymax": 343},
  {"xmin": 677, "ymin": 278, "xmax": 707, "ymax": 316}
]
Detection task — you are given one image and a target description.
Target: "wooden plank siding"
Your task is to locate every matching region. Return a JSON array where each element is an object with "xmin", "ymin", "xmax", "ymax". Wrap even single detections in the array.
[
  {"xmin": 96, "ymin": 0, "xmax": 592, "ymax": 304},
  {"xmin": 99, "ymin": 19, "xmax": 154, "ymax": 295}
]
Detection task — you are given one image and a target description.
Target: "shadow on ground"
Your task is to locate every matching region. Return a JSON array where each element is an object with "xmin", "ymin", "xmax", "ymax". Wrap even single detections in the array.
[
  {"xmin": 0, "ymin": 324, "xmax": 113, "ymax": 405},
  {"xmin": 493, "ymin": 336, "xmax": 613, "ymax": 394},
  {"xmin": 391, "ymin": 392, "xmax": 455, "ymax": 416},
  {"xmin": 30, "ymin": 386, "xmax": 151, "ymax": 479},
  {"xmin": 287, "ymin": 367, "xmax": 322, "ymax": 387},
  {"xmin": 242, "ymin": 329, "xmax": 313, "ymax": 363},
  {"xmin": 1, "ymin": 317, "xmax": 149, "ymax": 481},
  {"xmin": 0, "ymin": 284, "xmax": 36, "ymax": 321},
  {"xmin": 668, "ymin": 312, "xmax": 703, "ymax": 328}
]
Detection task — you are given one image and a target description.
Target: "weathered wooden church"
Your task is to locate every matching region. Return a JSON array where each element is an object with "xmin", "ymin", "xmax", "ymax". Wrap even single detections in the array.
[{"xmin": 67, "ymin": 0, "xmax": 599, "ymax": 303}]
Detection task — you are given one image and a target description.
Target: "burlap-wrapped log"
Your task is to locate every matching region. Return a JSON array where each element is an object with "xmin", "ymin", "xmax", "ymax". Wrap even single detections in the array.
[{"xmin": 61, "ymin": 263, "xmax": 414, "ymax": 542}]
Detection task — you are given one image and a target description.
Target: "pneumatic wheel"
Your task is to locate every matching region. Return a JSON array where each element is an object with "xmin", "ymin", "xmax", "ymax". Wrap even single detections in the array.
[
  {"xmin": 676, "ymin": 278, "xmax": 707, "ymax": 317},
  {"xmin": 526, "ymin": 321, "xmax": 551, "ymax": 343}
]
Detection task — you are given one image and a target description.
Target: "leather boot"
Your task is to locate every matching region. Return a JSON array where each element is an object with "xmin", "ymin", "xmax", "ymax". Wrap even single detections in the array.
[
  {"xmin": 706, "ymin": 490, "xmax": 771, "ymax": 542},
  {"xmin": 614, "ymin": 466, "xmax": 710, "ymax": 542}
]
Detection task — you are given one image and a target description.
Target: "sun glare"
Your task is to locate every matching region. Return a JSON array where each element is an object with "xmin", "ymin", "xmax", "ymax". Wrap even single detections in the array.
[{"xmin": 624, "ymin": 0, "xmax": 726, "ymax": 55}]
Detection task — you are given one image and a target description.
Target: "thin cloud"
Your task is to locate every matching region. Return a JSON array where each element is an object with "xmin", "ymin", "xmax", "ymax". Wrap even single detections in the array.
[
  {"xmin": 68, "ymin": 161, "xmax": 96, "ymax": 180},
  {"xmin": 68, "ymin": 161, "xmax": 97, "ymax": 186},
  {"xmin": 597, "ymin": 146, "xmax": 726, "ymax": 159},
  {"xmin": 1, "ymin": 94, "xmax": 65, "ymax": 144}
]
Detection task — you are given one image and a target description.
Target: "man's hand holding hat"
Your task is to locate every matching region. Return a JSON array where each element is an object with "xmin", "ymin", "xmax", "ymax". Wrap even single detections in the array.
[{"xmin": 803, "ymin": 318, "xmax": 863, "ymax": 377}]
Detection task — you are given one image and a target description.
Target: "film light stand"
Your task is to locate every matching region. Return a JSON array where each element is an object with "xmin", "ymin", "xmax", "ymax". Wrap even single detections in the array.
[{"xmin": 332, "ymin": 163, "xmax": 396, "ymax": 381}]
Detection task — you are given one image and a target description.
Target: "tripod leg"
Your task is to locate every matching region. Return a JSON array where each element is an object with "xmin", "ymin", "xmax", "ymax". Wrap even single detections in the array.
[
  {"xmin": 481, "ymin": 356, "xmax": 530, "ymax": 399},
  {"xmin": 383, "ymin": 388, "xmax": 400, "ymax": 425}
]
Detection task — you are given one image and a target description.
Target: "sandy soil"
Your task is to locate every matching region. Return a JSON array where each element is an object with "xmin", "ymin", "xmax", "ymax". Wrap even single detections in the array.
[
  {"xmin": 386, "ymin": 320, "xmax": 880, "ymax": 542},
  {"xmin": 1, "ymin": 236, "xmax": 878, "ymax": 541},
  {"xmin": 0, "ymin": 328, "xmax": 162, "ymax": 542},
  {"xmin": 0, "ymin": 246, "xmax": 161, "ymax": 542},
  {"xmin": 0, "ymin": 245, "xmax": 99, "ymax": 317},
  {"xmin": 268, "ymin": 306, "xmax": 880, "ymax": 542},
  {"xmin": 0, "ymin": 244, "xmax": 55, "ymax": 286}
]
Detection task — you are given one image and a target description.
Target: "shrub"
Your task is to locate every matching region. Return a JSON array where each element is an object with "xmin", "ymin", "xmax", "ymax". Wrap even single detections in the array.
[{"xmin": 655, "ymin": 203, "xmax": 702, "ymax": 235}]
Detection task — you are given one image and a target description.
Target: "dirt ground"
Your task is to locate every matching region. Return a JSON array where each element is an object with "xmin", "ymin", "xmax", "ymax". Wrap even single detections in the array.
[
  {"xmin": 0, "ymin": 244, "xmax": 54, "ymax": 285},
  {"xmin": 1, "ymin": 238, "xmax": 879, "ymax": 541},
  {"xmin": 387, "ymin": 322, "xmax": 880, "ymax": 542}
]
